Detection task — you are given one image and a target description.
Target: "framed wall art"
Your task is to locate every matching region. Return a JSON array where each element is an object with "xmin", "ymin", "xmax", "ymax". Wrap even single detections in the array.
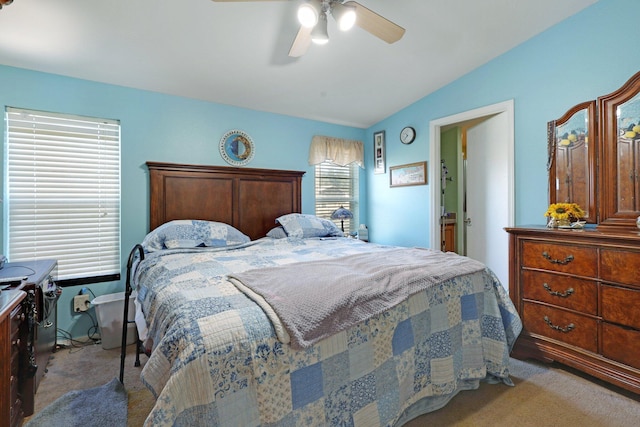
[
  {"xmin": 373, "ymin": 130, "xmax": 386, "ymax": 174},
  {"xmin": 390, "ymin": 161, "xmax": 427, "ymax": 187}
]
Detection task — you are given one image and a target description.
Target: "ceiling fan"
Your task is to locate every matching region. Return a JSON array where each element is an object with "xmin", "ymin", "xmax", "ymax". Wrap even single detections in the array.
[
  {"xmin": 0, "ymin": 0, "xmax": 15, "ymax": 10},
  {"xmin": 211, "ymin": 0, "xmax": 405, "ymax": 57}
]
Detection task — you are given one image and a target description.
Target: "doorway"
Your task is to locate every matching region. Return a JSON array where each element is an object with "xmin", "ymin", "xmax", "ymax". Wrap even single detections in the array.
[{"xmin": 428, "ymin": 100, "xmax": 514, "ymax": 289}]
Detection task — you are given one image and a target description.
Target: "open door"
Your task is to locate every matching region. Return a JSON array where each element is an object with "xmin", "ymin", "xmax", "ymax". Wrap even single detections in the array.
[
  {"xmin": 464, "ymin": 113, "xmax": 510, "ymax": 286},
  {"xmin": 429, "ymin": 100, "xmax": 514, "ymax": 289}
]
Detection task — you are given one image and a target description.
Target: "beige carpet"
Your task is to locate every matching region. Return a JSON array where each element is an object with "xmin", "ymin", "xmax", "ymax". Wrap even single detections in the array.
[
  {"xmin": 25, "ymin": 342, "xmax": 640, "ymax": 426},
  {"xmin": 23, "ymin": 342, "xmax": 153, "ymax": 427}
]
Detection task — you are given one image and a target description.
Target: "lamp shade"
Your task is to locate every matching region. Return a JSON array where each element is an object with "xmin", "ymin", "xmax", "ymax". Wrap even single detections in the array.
[
  {"xmin": 331, "ymin": 206, "xmax": 353, "ymax": 220},
  {"xmin": 331, "ymin": 206, "xmax": 353, "ymax": 232}
]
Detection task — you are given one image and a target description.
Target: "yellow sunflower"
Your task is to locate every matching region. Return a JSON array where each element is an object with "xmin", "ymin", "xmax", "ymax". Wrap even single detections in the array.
[{"xmin": 544, "ymin": 203, "xmax": 585, "ymax": 221}]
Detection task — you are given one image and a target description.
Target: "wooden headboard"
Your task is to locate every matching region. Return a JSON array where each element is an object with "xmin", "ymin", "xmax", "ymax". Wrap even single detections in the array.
[{"xmin": 147, "ymin": 162, "xmax": 305, "ymax": 240}]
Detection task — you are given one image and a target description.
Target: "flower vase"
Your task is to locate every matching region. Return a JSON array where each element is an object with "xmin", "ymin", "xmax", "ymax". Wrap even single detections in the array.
[{"xmin": 547, "ymin": 218, "xmax": 571, "ymax": 228}]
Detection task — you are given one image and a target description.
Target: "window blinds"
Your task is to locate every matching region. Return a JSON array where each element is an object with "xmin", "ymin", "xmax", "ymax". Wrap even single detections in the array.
[
  {"xmin": 315, "ymin": 162, "xmax": 359, "ymax": 233},
  {"xmin": 5, "ymin": 107, "xmax": 121, "ymax": 282}
]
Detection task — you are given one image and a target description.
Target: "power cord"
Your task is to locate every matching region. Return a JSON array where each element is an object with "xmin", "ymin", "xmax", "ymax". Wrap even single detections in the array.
[
  {"xmin": 82, "ymin": 287, "xmax": 97, "ymax": 300},
  {"xmin": 56, "ymin": 328, "xmax": 101, "ymax": 352},
  {"xmin": 79, "ymin": 287, "xmax": 100, "ymax": 341},
  {"xmin": 82, "ymin": 310, "xmax": 101, "ymax": 342},
  {"xmin": 58, "ymin": 286, "xmax": 102, "ymax": 349},
  {"xmin": 40, "ymin": 284, "xmax": 62, "ymax": 326}
]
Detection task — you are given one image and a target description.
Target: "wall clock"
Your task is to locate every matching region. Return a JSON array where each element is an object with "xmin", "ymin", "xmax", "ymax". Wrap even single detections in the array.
[
  {"xmin": 219, "ymin": 129, "xmax": 255, "ymax": 166},
  {"xmin": 400, "ymin": 126, "xmax": 416, "ymax": 144}
]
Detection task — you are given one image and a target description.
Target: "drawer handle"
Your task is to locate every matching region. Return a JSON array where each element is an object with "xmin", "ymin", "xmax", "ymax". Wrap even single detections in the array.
[
  {"xmin": 543, "ymin": 283, "xmax": 574, "ymax": 298},
  {"xmin": 541, "ymin": 251, "xmax": 574, "ymax": 265},
  {"xmin": 543, "ymin": 316, "xmax": 575, "ymax": 333}
]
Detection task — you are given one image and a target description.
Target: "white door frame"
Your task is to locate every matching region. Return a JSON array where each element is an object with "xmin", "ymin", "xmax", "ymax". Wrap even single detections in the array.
[{"xmin": 428, "ymin": 100, "xmax": 515, "ymax": 250}]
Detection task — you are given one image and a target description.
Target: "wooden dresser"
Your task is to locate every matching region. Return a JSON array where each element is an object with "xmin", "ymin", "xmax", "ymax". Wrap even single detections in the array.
[
  {"xmin": 506, "ymin": 226, "xmax": 640, "ymax": 393},
  {"xmin": 513, "ymin": 70, "xmax": 640, "ymax": 393},
  {"xmin": 3, "ymin": 259, "xmax": 59, "ymax": 417},
  {"xmin": 0, "ymin": 290, "xmax": 27, "ymax": 427}
]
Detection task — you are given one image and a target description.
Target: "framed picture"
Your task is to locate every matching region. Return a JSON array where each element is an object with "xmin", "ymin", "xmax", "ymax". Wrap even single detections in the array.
[
  {"xmin": 390, "ymin": 161, "xmax": 427, "ymax": 187},
  {"xmin": 373, "ymin": 130, "xmax": 385, "ymax": 174}
]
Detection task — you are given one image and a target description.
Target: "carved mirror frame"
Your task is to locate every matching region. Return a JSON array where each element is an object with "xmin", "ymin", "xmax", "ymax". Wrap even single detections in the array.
[
  {"xmin": 548, "ymin": 101, "xmax": 597, "ymax": 223},
  {"xmin": 599, "ymin": 71, "xmax": 640, "ymax": 229}
]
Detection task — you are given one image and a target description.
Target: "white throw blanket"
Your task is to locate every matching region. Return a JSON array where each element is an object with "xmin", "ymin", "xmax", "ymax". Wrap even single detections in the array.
[{"xmin": 228, "ymin": 247, "xmax": 486, "ymax": 349}]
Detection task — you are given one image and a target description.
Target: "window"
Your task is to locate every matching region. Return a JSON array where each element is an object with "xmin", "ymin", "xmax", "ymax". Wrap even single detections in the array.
[
  {"xmin": 315, "ymin": 162, "xmax": 359, "ymax": 233},
  {"xmin": 5, "ymin": 107, "xmax": 121, "ymax": 285}
]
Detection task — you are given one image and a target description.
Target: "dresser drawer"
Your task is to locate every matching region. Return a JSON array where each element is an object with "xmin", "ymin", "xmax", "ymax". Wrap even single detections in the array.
[
  {"xmin": 10, "ymin": 396, "xmax": 23, "ymax": 427},
  {"xmin": 10, "ymin": 373, "xmax": 19, "ymax": 402},
  {"xmin": 10, "ymin": 303, "xmax": 24, "ymax": 333},
  {"xmin": 521, "ymin": 241, "xmax": 597, "ymax": 276},
  {"xmin": 11, "ymin": 347, "xmax": 20, "ymax": 377},
  {"xmin": 522, "ymin": 270, "xmax": 597, "ymax": 314},
  {"xmin": 601, "ymin": 249, "xmax": 640, "ymax": 287},
  {"xmin": 11, "ymin": 402, "xmax": 23, "ymax": 426},
  {"xmin": 601, "ymin": 284, "xmax": 640, "ymax": 329},
  {"xmin": 522, "ymin": 302, "xmax": 597, "ymax": 352},
  {"xmin": 602, "ymin": 323, "xmax": 640, "ymax": 370}
]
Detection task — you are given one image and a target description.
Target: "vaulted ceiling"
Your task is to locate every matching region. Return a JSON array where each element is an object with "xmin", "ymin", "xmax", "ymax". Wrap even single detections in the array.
[{"xmin": 0, "ymin": 0, "xmax": 598, "ymax": 128}]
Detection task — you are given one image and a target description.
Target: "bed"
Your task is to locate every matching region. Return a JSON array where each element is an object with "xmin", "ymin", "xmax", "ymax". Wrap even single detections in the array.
[{"xmin": 127, "ymin": 162, "xmax": 522, "ymax": 427}]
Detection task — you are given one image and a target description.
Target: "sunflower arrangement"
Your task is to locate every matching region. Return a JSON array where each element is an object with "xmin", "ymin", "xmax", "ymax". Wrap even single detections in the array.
[{"xmin": 544, "ymin": 203, "xmax": 585, "ymax": 222}]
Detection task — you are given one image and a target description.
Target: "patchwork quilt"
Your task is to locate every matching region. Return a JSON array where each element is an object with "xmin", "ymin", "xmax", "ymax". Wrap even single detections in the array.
[
  {"xmin": 228, "ymin": 248, "xmax": 487, "ymax": 349},
  {"xmin": 133, "ymin": 237, "xmax": 522, "ymax": 427}
]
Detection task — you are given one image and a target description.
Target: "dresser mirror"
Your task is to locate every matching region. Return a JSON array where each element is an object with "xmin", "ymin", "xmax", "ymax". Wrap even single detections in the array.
[
  {"xmin": 548, "ymin": 70, "xmax": 640, "ymax": 229},
  {"xmin": 599, "ymin": 71, "xmax": 640, "ymax": 228},
  {"xmin": 548, "ymin": 101, "xmax": 596, "ymax": 223}
]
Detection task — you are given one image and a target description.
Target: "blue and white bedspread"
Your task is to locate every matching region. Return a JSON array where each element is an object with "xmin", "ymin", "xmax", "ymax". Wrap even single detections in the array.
[{"xmin": 134, "ymin": 237, "xmax": 522, "ymax": 427}]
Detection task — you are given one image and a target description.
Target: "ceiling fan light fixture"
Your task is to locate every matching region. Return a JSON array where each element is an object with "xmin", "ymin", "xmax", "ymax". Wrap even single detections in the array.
[
  {"xmin": 297, "ymin": 0, "xmax": 321, "ymax": 28},
  {"xmin": 311, "ymin": 12, "xmax": 329, "ymax": 45},
  {"xmin": 332, "ymin": 3, "xmax": 356, "ymax": 31}
]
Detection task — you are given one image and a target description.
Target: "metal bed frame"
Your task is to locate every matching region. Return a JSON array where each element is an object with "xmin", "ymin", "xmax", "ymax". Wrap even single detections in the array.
[{"xmin": 119, "ymin": 244, "xmax": 146, "ymax": 384}]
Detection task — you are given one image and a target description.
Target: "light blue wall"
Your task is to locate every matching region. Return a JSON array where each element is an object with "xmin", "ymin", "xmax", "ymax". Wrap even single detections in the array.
[
  {"xmin": 0, "ymin": 66, "xmax": 366, "ymax": 338},
  {"xmin": 365, "ymin": 0, "xmax": 640, "ymax": 247}
]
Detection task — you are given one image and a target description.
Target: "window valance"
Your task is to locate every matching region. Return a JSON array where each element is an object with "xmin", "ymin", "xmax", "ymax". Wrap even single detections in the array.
[{"xmin": 308, "ymin": 135, "xmax": 364, "ymax": 169}]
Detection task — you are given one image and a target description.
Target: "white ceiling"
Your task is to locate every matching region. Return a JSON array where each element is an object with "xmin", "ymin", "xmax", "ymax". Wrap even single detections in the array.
[{"xmin": 0, "ymin": 0, "xmax": 598, "ymax": 128}]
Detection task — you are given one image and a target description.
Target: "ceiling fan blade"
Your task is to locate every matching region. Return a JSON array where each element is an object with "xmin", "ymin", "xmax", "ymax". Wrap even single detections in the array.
[
  {"xmin": 345, "ymin": 1, "xmax": 405, "ymax": 44},
  {"xmin": 288, "ymin": 25, "xmax": 312, "ymax": 57}
]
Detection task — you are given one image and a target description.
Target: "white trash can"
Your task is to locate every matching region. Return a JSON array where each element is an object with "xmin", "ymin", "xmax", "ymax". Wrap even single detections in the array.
[{"xmin": 92, "ymin": 291, "xmax": 137, "ymax": 350}]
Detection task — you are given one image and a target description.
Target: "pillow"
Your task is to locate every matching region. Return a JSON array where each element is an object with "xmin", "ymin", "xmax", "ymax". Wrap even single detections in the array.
[
  {"xmin": 142, "ymin": 220, "xmax": 250, "ymax": 251},
  {"xmin": 275, "ymin": 213, "xmax": 343, "ymax": 239},
  {"xmin": 266, "ymin": 226, "xmax": 288, "ymax": 239}
]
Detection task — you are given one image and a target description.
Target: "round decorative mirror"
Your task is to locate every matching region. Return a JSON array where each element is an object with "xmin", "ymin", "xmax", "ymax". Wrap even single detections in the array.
[{"xmin": 219, "ymin": 129, "xmax": 255, "ymax": 166}]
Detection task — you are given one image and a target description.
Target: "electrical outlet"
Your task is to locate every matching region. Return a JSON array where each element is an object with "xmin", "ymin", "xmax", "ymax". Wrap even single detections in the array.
[{"xmin": 74, "ymin": 294, "xmax": 90, "ymax": 312}]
